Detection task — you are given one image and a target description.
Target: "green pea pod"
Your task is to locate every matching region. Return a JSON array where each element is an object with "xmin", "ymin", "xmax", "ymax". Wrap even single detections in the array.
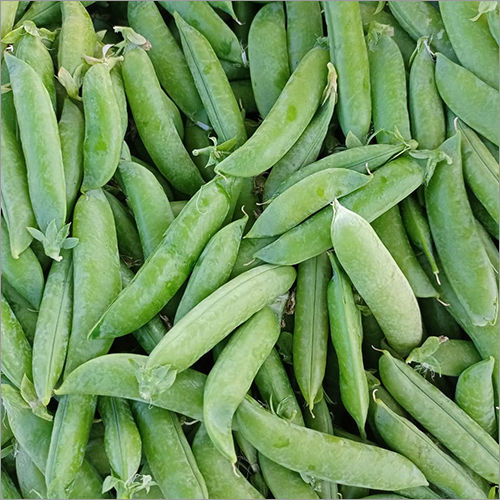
[
  {"xmin": 409, "ymin": 38, "xmax": 446, "ymax": 150},
  {"xmin": 98, "ymin": 397, "xmax": 142, "ymax": 498},
  {"xmin": 484, "ymin": 1, "xmax": 500, "ymax": 45},
  {"xmin": 249, "ymin": 169, "xmax": 371, "ymax": 238},
  {"xmin": 127, "ymin": 2, "xmax": 207, "ymax": 125},
  {"xmin": 425, "ymin": 132, "xmax": 498, "ymax": 325},
  {"xmin": 327, "ymin": 253, "xmax": 369, "ymax": 438},
  {"xmin": 419, "ymin": 297, "xmax": 462, "ymax": 340},
  {"xmin": 16, "ymin": 446, "xmax": 47, "ymax": 499},
  {"xmin": 259, "ymin": 453, "xmax": 320, "ymax": 499},
  {"xmin": 110, "ymin": 64, "xmax": 128, "ymax": 138},
  {"xmin": 372, "ymin": 396, "xmax": 489, "ymax": 499},
  {"xmin": 1, "ymin": 1, "xmax": 18, "ymax": 41},
  {"xmin": 46, "ymin": 394, "xmax": 97, "ymax": 498},
  {"xmin": 256, "ymin": 156, "xmax": 425, "ymax": 266},
  {"xmin": 235, "ymin": 397, "xmax": 427, "ymax": 491},
  {"xmin": 176, "ymin": 12, "xmax": 247, "ymax": 147},
  {"xmin": 158, "ymin": 1, "xmax": 243, "ymax": 64},
  {"xmin": 1, "ymin": 219, "xmax": 44, "ymax": 310},
  {"xmin": 379, "ymin": 351, "xmax": 499, "ymax": 483},
  {"xmin": 332, "ymin": 202, "xmax": 422, "ymax": 355},
  {"xmin": 14, "ymin": 1, "xmax": 61, "ymax": 31},
  {"xmin": 208, "ymin": 1, "xmax": 238, "ymax": 20},
  {"xmin": 85, "ymin": 432, "xmax": 110, "ymax": 478},
  {"xmin": 1, "ymin": 119, "xmax": 36, "ymax": 258},
  {"xmin": 372, "ymin": 206, "xmax": 437, "ymax": 298},
  {"xmin": 204, "ymin": 306, "xmax": 280, "ymax": 463},
  {"xmin": 286, "ymin": 1, "xmax": 323, "ymax": 71},
  {"xmin": 56, "ymin": 354, "xmax": 205, "ymax": 421},
  {"xmin": 58, "ymin": 1, "xmax": 96, "ymax": 75},
  {"xmin": 5, "ymin": 53, "xmax": 68, "ymax": 261},
  {"xmin": 435, "ymin": 53, "xmax": 499, "ymax": 146},
  {"xmin": 248, "ymin": 3, "xmax": 290, "ymax": 117},
  {"xmin": 131, "ymin": 155, "xmax": 175, "ymax": 199},
  {"xmin": 122, "ymin": 46, "xmax": 204, "ymax": 195},
  {"xmin": 1, "ymin": 60, "xmax": 17, "ymax": 142},
  {"xmin": 192, "ymin": 424, "xmax": 264, "ymax": 500},
  {"xmin": 1, "ymin": 467, "xmax": 21, "ymax": 499},
  {"xmin": 367, "ymin": 22, "xmax": 411, "ymax": 144},
  {"xmin": 131, "ymin": 401, "xmax": 208, "ymax": 499},
  {"xmin": 65, "ymin": 189, "xmax": 121, "ymax": 375},
  {"xmin": 406, "ymin": 336, "xmax": 481, "ymax": 377},
  {"xmin": 469, "ymin": 189, "xmax": 499, "ymax": 239},
  {"xmin": 323, "ymin": 1, "xmax": 371, "ymax": 144},
  {"xmin": 175, "ymin": 216, "xmax": 246, "ymax": 322},
  {"xmin": 475, "ymin": 219, "xmax": 499, "ymax": 273},
  {"xmin": 32, "ymin": 251, "xmax": 72, "ymax": 406},
  {"xmin": 456, "ymin": 357, "xmax": 497, "ymax": 437},
  {"xmin": 1, "ymin": 295, "xmax": 32, "ymax": 389},
  {"xmin": 263, "ymin": 63, "xmax": 337, "ymax": 201},
  {"xmin": 230, "ymin": 236, "xmax": 273, "ymax": 278},
  {"xmin": 216, "ymin": 45, "xmax": 329, "ymax": 177},
  {"xmin": 440, "ymin": 1, "xmax": 498, "ymax": 89},
  {"xmin": 104, "ymin": 190, "xmax": 144, "ymax": 263},
  {"xmin": 388, "ymin": 2, "xmax": 455, "ymax": 60},
  {"xmin": 90, "ymin": 177, "xmax": 231, "ymax": 340},
  {"xmin": 116, "ymin": 160, "xmax": 174, "ymax": 258},
  {"xmin": 59, "ymin": 98, "xmax": 84, "ymax": 215}
]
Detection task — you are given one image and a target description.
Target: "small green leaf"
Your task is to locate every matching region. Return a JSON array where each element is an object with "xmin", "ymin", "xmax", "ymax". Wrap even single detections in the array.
[
  {"xmin": 62, "ymin": 237, "xmax": 79, "ymax": 249},
  {"xmin": 346, "ymin": 131, "xmax": 363, "ymax": 149}
]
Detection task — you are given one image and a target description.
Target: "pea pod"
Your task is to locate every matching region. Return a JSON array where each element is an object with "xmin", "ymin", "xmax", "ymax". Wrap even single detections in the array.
[
  {"xmin": 14, "ymin": 1, "xmax": 61, "ymax": 31},
  {"xmin": 331, "ymin": 202, "xmax": 422, "ymax": 355},
  {"xmin": 204, "ymin": 306, "xmax": 280, "ymax": 463},
  {"xmin": 323, "ymin": 1, "xmax": 371, "ymax": 144},
  {"xmin": 327, "ymin": 253, "xmax": 368, "ymax": 438},
  {"xmin": 15, "ymin": 446, "xmax": 47, "ymax": 499},
  {"xmin": 32, "ymin": 251, "xmax": 73, "ymax": 406},
  {"xmin": 419, "ymin": 297, "xmax": 462, "ymax": 340},
  {"xmin": 216, "ymin": 45, "xmax": 329, "ymax": 177},
  {"xmin": 65, "ymin": 189, "xmax": 121, "ymax": 375},
  {"xmin": 425, "ymin": 132, "xmax": 498, "ymax": 326},
  {"xmin": 1, "ymin": 1, "xmax": 18, "ymax": 44},
  {"xmin": 131, "ymin": 401, "xmax": 208, "ymax": 499},
  {"xmin": 455, "ymin": 357, "xmax": 497, "ymax": 437},
  {"xmin": 475, "ymin": 219, "xmax": 499, "ymax": 273},
  {"xmin": 1, "ymin": 467, "xmax": 21, "ymax": 499},
  {"xmin": 248, "ymin": 169, "xmax": 371, "ymax": 238},
  {"xmin": 379, "ymin": 350, "xmax": 499, "ymax": 483},
  {"xmin": 469, "ymin": 189, "xmax": 499, "ymax": 239},
  {"xmin": 175, "ymin": 216, "xmax": 246, "ymax": 322},
  {"xmin": 208, "ymin": 0, "xmax": 238, "ymax": 21}
]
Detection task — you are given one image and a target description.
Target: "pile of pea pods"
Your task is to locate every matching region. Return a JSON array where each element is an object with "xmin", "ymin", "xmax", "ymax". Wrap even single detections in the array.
[{"xmin": 2, "ymin": 0, "xmax": 499, "ymax": 498}]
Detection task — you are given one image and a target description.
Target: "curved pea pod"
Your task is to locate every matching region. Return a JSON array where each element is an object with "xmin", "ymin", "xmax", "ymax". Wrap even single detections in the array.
[
  {"xmin": 327, "ymin": 253, "xmax": 368, "ymax": 438},
  {"xmin": 379, "ymin": 350, "xmax": 499, "ymax": 483},
  {"xmin": 372, "ymin": 396, "xmax": 489, "ymax": 499},
  {"xmin": 482, "ymin": 1, "xmax": 500, "ymax": 45},
  {"xmin": 440, "ymin": 1, "xmax": 498, "ymax": 89},
  {"xmin": 116, "ymin": 160, "xmax": 174, "ymax": 258},
  {"xmin": 65, "ymin": 189, "xmax": 121, "ymax": 375},
  {"xmin": 372, "ymin": 206, "xmax": 437, "ymax": 298},
  {"xmin": 16, "ymin": 446, "xmax": 47, "ymax": 499},
  {"xmin": 1, "ymin": 1, "xmax": 18, "ymax": 41},
  {"xmin": 469, "ymin": 189, "xmax": 499, "ymax": 240},
  {"xmin": 263, "ymin": 63, "xmax": 337, "ymax": 201},
  {"xmin": 59, "ymin": 98, "xmax": 84, "ymax": 215},
  {"xmin": 323, "ymin": 1, "xmax": 371, "ymax": 144},
  {"xmin": 98, "ymin": 397, "xmax": 142, "ymax": 499},
  {"xmin": 208, "ymin": 0, "xmax": 238, "ymax": 21},
  {"xmin": 122, "ymin": 47, "xmax": 204, "ymax": 195},
  {"xmin": 175, "ymin": 12, "xmax": 247, "ymax": 147},
  {"xmin": 248, "ymin": 3, "xmax": 290, "ymax": 117},
  {"xmin": 216, "ymin": 45, "xmax": 329, "ymax": 177},
  {"xmin": 46, "ymin": 394, "xmax": 97, "ymax": 498},
  {"xmin": 1, "ymin": 219, "xmax": 44, "ymax": 310},
  {"xmin": 175, "ymin": 216, "xmax": 246, "ymax": 322},
  {"xmin": 456, "ymin": 357, "xmax": 497, "ymax": 437},
  {"xmin": 475, "ymin": 219, "xmax": 499, "ymax": 273},
  {"xmin": 409, "ymin": 38, "xmax": 446, "ymax": 150},
  {"xmin": 90, "ymin": 177, "xmax": 231, "ymax": 340},
  {"xmin": 110, "ymin": 64, "xmax": 128, "ymax": 139},
  {"xmin": 435, "ymin": 53, "xmax": 499, "ymax": 146},
  {"xmin": 58, "ymin": 1, "xmax": 96, "ymax": 76},
  {"xmin": 158, "ymin": 1, "xmax": 243, "ymax": 65},
  {"xmin": 388, "ymin": 2, "xmax": 455, "ymax": 59},
  {"xmin": 425, "ymin": 132, "xmax": 498, "ymax": 326},
  {"xmin": 406, "ymin": 336, "xmax": 481, "ymax": 377},
  {"xmin": 192, "ymin": 424, "xmax": 264, "ymax": 499},
  {"xmin": 5, "ymin": 53, "xmax": 68, "ymax": 261},
  {"xmin": 204, "ymin": 306, "xmax": 280, "ymax": 463},
  {"xmin": 1, "ymin": 119, "xmax": 36, "ymax": 258},
  {"xmin": 248, "ymin": 169, "xmax": 371, "ymax": 239},
  {"xmin": 256, "ymin": 156, "xmax": 426, "ymax": 266},
  {"xmin": 331, "ymin": 202, "xmax": 422, "ymax": 355},
  {"xmin": 127, "ymin": 2, "xmax": 206, "ymax": 125},
  {"xmin": 1, "ymin": 60, "xmax": 16, "ymax": 137},
  {"xmin": 1, "ymin": 295, "xmax": 32, "ymax": 389},
  {"xmin": 367, "ymin": 22, "xmax": 411, "ymax": 144},
  {"xmin": 293, "ymin": 254, "xmax": 330, "ymax": 412},
  {"xmin": 56, "ymin": 354, "xmax": 205, "ymax": 421},
  {"xmin": 131, "ymin": 401, "xmax": 208, "ymax": 499},
  {"xmin": 32, "ymin": 251, "xmax": 72, "ymax": 406},
  {"xmin": 236, "ymin": 397, "xmax": 427, "ymax": 490}
]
